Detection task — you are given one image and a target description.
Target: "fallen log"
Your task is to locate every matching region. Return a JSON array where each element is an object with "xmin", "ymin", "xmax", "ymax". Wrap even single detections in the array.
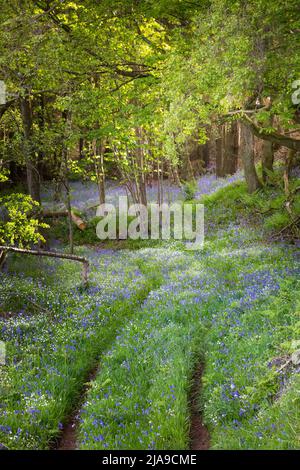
[
  {"xmin": 0, "ymin": 245, "xmax": 89, "ymax": 286},
  {"xmin": 0, "ymin": 250, "xmax": 7, "ymax": 270},
  {"xmin": 42, "ymin": 210, "xmax": 68, "ymax": 218},
  {"xmin": 42, "ymin": 210, "xmax": 87, "ymax": 230},
  {"xmin": 71, "ymin": 211, "xmax": 87, "ymax": 230}
]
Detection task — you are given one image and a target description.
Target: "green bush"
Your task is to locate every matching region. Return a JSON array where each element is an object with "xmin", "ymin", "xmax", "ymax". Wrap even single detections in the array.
[{"xmin": 182, "ymin": 180, "xmax": 197, "ymax": 201}]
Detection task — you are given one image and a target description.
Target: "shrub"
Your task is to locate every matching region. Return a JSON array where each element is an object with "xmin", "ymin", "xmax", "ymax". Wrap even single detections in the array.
[
  {"xmin": 182, "ymin": 180, "xmax": 197, "ymax": 201},
  {"xmin": 0, "ymin": 194, "xmax": 48, "ymax": 248}
]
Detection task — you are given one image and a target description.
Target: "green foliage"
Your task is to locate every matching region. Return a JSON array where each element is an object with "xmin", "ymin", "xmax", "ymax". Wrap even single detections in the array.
[
  {"xmin": 264, "ymin": 212, "xmax": 290, "ymax": 231},
  {"xmin": 0, "ymin": 168, "xmax": 9, "ymax": 183},
  {"xmin": 204, "ymin": 280, "xmax": 300, "ymax": 450},
  {"xmin": 0, "ymin": 194, "xmax": 48, "ymax": 248},
  {"xmin": 202, "ymin": 174, "xmax": 300, "ymax": 239},
  {"xmin": 182, "ymin": 180, "xmax": 197, "ymax": 201}
]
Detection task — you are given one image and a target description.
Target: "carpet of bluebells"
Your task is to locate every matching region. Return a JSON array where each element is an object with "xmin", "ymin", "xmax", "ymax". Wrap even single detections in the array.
[
  {"xmin": 40, "ymin": 172, "xmax": 243, "ymax": 215},
  {"xmin": 1, "ymin": 175, "xmax": 300, "ymax": 450},
  {"xmin": 0, "ymin": 249, "xmax": 162, "ymax": 449},
  {"xmin": 78, "ymin": 237, "xmax": 300, "ymax": 450}
]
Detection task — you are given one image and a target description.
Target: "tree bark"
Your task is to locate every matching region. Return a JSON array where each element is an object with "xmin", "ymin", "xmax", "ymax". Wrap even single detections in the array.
[
  {"xmin": 62, "ymin": 110, "xmax": 73, "ymax": 253},
  {"xmin": 223, "ymin": 122, "xmax": 239, "ymax": 175},
  {"xmin": 94, "ymin": 140, "xmax": 106, "ymax": 205},
  {"xmin": 240, "ymin": 123, "xmax": 262, "ymax": 193},
  {"xmin": 0, "ymin": 250, "xmax": 7, "ymax": 270},
  {"xmin": 65, "ymin": 178, "xmax": 74, "ymax": 254},
  {"xmin": 216, "ymin": 131, "xmax": 224, "ymax": 177},
  {"xmin": 261, "ymin": 139, "xmax": 274, "ymax": 183},
  {"xmin": 79, "ymin": 137, "xmax": 85, "ymax": 160},
  {"xmin": 135, "ymin": 127, "xmax": 147, "ymax": 205},
  {"xmin": 261, "ymin": 117, "xmax": 274, "ymax": 183},
  {"xmin": 181, "ymin": 136, "xmax": 196, "ymax": 181},
  {"xmin": 283, "ymin": 149, "xmax": 296, "ymax": 196},
  {"xmin": 216, "ymin": 123, "xmax": 238, "ymax": 176},
  {"xmin": 242, "ymin": 114, "xmax": 300, "ymax": 151},
  {"xmin": 202, "ymin": 140, "xmax": 210, "ymax": 169},
  {"xmin": 20, "ymin": 94, "xmax": 41, "ymax": 204}
]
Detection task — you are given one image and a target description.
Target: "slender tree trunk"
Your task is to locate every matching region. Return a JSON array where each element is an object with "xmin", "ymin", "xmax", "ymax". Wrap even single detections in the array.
[
  {"xmin": 181, "ymin": 136, "xmax": 195, "ymax": 181},
  {"xmin": 37, "ymin": 94, "xmax": 45, "ymax": 171},
  {"xmin": 62, "ymin": 110, "xmax": 73, "ymax": 254},
  {"xmin": 240, "ymin": 123, "xmax": 262, "ymax": 193},
  {"xmin": 283, "ymin": 149, "xmax": 295, "ymax": 196},
  {"xmin": 94, "ymin": 140, "xmax": 106, "ymax": 205},
  {"xmin": 223, "ymin": 122, "xmax": 239, "ymax": 175},
  {"xmin": 157, "ymin": 157, "xmax": 161, "ymax": 205},
  {"xmin": 160, "ymin": 158, "xmax": 164, "ymax": 203},
  {"xmin": 202, "ymin": 140, "xmax": 210, "ymax": 169},
  {"xmin": 20, "ymin": 93, "xmax": 41, "ymax": 203},
  {"xmin": 0, "ymin": 250, "xmax": 7, "ymax": 270},
  {"xmin": 98, "ymin": 151, "xmax": 106, "ymax": 205},
  {"xmin": 261, "ymin": 116, "xmax": 274, "ymax": 184},
  {"xmin": 65, "ymin": 180, "xmax": 74, "ymax": 254},
  {"xmin": 79, "ymin": 137, "xmax": 85, "ymax": 160},
  {"xmin": 207, "ymin": 124, "xmax": 217, "ymax": 172},
  {"xmin": 216, "ymin": 128, "xmax": 224, "ymax": 177},
  {"xmin": 135, "ymin": 127, "xmax": 147, "ymax": 206},
  {"xmin": 113, "ymin": 144, "xmax": 138, "ymax": 204},
  {"xmin": 261, "ymin": 139, "xmax": 274, "ymax": 183},
  {"xmin": 172, "ymin": 164, "xmax": 181, "ymax": 186}
]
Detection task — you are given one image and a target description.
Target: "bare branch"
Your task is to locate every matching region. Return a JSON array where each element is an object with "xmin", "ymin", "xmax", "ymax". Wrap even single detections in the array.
[{"xmin": 0, "ymin": 246, "xmax": 89, "ymax": 286}]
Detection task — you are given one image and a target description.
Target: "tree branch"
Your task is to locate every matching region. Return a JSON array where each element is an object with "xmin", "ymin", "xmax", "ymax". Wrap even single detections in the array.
[
  {"xmin": 0, "ymin": 99, "xmax": 16, "ymax": 119},
  {"xmin": 243, "ymin": 114, "xmax": 300, "ymax": 151},
  {"xmin": 0, "ymin": 246, "xmax": 89, "ymax": 285},
  {"xmin": 226, "ymin": 109, "xmax": 300, "ymax": 150}
]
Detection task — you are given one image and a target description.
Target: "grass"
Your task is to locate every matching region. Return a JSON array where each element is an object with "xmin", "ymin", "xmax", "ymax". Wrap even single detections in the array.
[{"xmin": 202, "ymin": 275, "xmax": 300, "ymax": 449}]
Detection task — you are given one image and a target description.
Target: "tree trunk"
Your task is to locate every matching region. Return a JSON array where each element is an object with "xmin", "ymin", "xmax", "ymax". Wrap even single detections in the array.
[
  {"xmin": 283, "ymin": 149, "xmax": 296, "ymax": 196},
  {"xmin": 20, "ymin": 94, "xmax": 41, "ymax": 204},
  {"xmin": 216, "ymin": 126, "xmax": 224, "ymax": 177},
  {"xmin": 216, "ymin": 123, "xmax": 238, "ymax": 177},
  {"xmin": 261, "ymin": 139, "xmax": 274, "ymax": 183},
  {"xmin": 240, "ymin": 123, "xmax": 261, "ymax": 193},
  {"xmin": 65, "ymin": 175, "xmax": 74, "ymax": 254},
  {"xmin": 94, "ymin": 140, "xmax": 106, "ymax": 205},
  {"xmin": 171, "ymin": 164, "xmax": 181, "ymax": 186},
  {"xmin": 223, "ymin": 122, "xmax": 239, "ymax": 175},
  {"xmin": 79, "ymin": 137, "xmax": 85, "ymax": 160},
  {"xmin": 202, "ymin": 140, "xmax": 210, "ymax": 169},
  {"xmin": 260, "ymin": 115, "xmax": 274, "ymax": 183},
  {"xmin": 135, "ymin": 127, "xmax": 147, "ymax": 206},
  {"xmin": 62, "ymin": 110, "xmax": 73, "ymax": 254},
  {"xmin": 0, "ymin": 250, "xmax": 7, "ymax": 270},
  {"xmin": 181, "ymin": 136, "xmax": 195, "ymax": 181},
  {"xmin": 157, "ymin": 157, "xmax": 161, "ymax": 205}
]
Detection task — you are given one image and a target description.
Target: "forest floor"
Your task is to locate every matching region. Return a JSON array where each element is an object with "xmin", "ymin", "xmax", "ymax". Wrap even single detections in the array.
[{"xmin": 0, "ymin": 174, "xmax": 300, "ymax": 450}]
